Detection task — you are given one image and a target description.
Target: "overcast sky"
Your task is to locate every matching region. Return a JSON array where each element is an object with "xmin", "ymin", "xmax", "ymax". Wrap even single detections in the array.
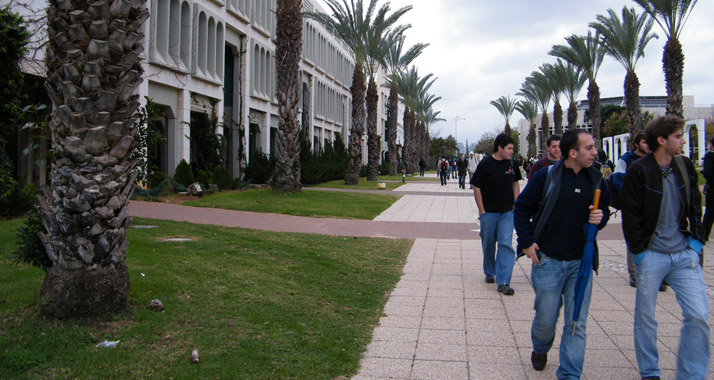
[{"xmin": 314, "ymin": 0, "xmax": 714, "ymax": 146}]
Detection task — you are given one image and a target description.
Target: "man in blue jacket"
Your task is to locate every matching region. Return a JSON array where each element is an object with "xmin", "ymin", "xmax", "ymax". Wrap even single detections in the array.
[{"xmin": 514, "ymin": 129, "xmax": 610, "ymax": 378}]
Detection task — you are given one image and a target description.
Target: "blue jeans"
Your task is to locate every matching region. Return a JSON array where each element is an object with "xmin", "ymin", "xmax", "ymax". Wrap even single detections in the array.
[
  {"xmin": 634, "ymin": 248, "xmax": 710, "ymax": 380},
  {"xmin": 458, "ymin": 173, "xmax": 466, "ymax": 189},
  {"xmin": 531, "ymin": 253, "xmax": 592, "ymax": 380},
  {"xmin": 479, "ymin": 211, "xmax": 515, "ymax": 285}
]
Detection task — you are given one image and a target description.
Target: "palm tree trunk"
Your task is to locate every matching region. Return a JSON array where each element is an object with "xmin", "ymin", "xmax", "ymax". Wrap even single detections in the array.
[
  {"xmin": 588, "ymin": 78, "xmax": 602, "ymax": 147},
  {"xmin": 567, "ymin": 102, "xmax": 578, "ymax": 130},
  {"xmin": 504, "ymin": 123, "xmax": 511, "ymax": 135},
  {"xmin": 402, "ymin": 108, "xmax": 411, "ymax": 172},
  {"xmin": 386, "ymin": 81, "xmax": 398, "ymax": 176},
  {"xmin": 273, "ymin": 0, "xmax": 303, "ymax": 193},
  {"xmin": 553, "ymin": 101, "xmax": 563, "ymax": 136},
  {"xmin": 366, "ymin": 78, "xmax": 379, "ymax": 181},
  {"xmin": 39, "ymin": 0, "xmax": 149, "ymax": 317},
  {"xmin": 663, "ymin": 37, "xmax": 684, "ymax": 118},
  {"xmin": 540, "ymin": 113, "xmax": 550, "ymax": 153},
  {"xmin": 528, "ymin": 123, "xmax": 536, "ymax": 158},
  {"xmin": 345, "ymin": 64, "xmax": 365, "ymax": 185},
  {"xmin": 624, "ymin": 69, "xmax": 642, "ymax": 144}
]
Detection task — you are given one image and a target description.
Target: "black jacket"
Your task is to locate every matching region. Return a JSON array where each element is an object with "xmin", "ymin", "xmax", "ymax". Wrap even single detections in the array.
[{"xmin": 621, "ymin": 154, "xmax": 704, "ymax": 254}]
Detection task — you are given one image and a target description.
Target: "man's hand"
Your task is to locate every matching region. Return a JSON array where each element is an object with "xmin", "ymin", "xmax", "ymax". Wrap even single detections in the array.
[
  {"xmin": 588, "ymin": 206, "xmax": 603, "ymax": 225},
  {"xmin": 523, "ymin": 243, "xmax": 540, "ymax": 265}
]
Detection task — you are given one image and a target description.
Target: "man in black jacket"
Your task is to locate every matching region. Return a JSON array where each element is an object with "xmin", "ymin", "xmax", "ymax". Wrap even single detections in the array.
[
  {"xmin": 701, "ymin": 137, "xmax": 714, "ymax": 240},
  {"xmin": 621, "ymin": 115, "xmax": 709, "ymax": 380},
  {"xmin": 514, "ymin": 129, "xmax": 609, "ymax": 378}
]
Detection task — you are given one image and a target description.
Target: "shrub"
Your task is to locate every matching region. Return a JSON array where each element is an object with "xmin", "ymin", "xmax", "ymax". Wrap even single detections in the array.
[
  {"xmin": 173, "ymin": 159, "xmax": 195, "ymax": 187},
  {"xmin": 299, "ymin": 132, "xmax": 349, "ymax": 185},
  {"xmin": 195, "ymin": 169, "xmax": 212, "ymax": 189},
  {"xmin": 0, "ymin": 183, "xmax": 36, "ymax": 218},
  {"xmin": 213, "ymin": 166, "xmax": 232, "ymax": 190},
  {"xmin": 12, "ymin": 205, "xmax": 52, "ymax": 271},
  {"xmin": 244, "ymin": 152, "xmax": 275, "ymax": 184}
]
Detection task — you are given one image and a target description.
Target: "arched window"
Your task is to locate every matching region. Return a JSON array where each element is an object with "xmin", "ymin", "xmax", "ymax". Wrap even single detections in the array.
[
  {"xmin": 216, "ymin": 22, "xmax": 224, "ymax": 79},
  {"xmin": 208, "ymin": 17, "xmax": 216, "ymax": 77},
  {"xmin": 156, "ymin": 0, "xmax": 169, "ymax": 61},
  {"xmin": 169, "ymin": 0, "xmax": 180, "ymax": 63},
  {"xmin": 198, "ymin": 12, "xmax": 207, "ymax": 75},
  {"xmin": 180, "ymin": 2, "xmax": 190, "ymax": 68}
]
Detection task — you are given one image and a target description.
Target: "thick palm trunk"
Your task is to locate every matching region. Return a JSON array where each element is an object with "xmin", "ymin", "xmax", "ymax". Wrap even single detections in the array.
[
  {"xmin": 540, "ymin": 113, "xmax": 549, "ymax": 153},
  {"xmin": 663, "ymin": 37, "xmax": 684, "ymax": 118},
  {"xmin": 345, "ymin": 64, "xmax": 365, "ymax": 185},
  {"xmin": 40, "ymin": 0, "xmax": 149, "ymax": 317},
  {"xmin": 401, "ymin": 108, "xmax": 411, "ymax": 172},
  {"xmin": 624, "ymin": 69, "xmax": 642, "ymax": 144},
  {"xmin": 567, "ymin": 102, "xmax": 578, "ymax": 130},
  {"xmin": 588, "ymin": 78, "xmax": 601, "ymax": 147},
  {"xmin": 366, "ymin": 78, "xmax": 379, "ymax": 181},
  {"xmin": 504, "ymin": 123, "xmax": 511, "ymax": 135},
  {"xmin": 553, "ymin": 101, "xmax": 563, "ymax": 136},
  {"xmin": 528, "ymin": 123, "xmax": 536, "ymax": 158},
  {"xmin": 386, "ymin": 82, "xmax": 398, "ymax": 176},
  {"xmin": 273, "ymin": 0, "xmax": 303, "ymax": 193}
]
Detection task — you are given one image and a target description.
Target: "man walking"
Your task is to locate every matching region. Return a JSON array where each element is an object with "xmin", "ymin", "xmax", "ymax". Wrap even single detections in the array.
[
  {"xmin": 621, "ymin": 115, "xmax": 709, "ymax": 380},
  {"xmin": 701, "ymin": 137, "xmax": 714, "ymax": 241},
  {"xmin": 457, "ymin": 153, "xmax": 468, "ymax": 189},
  {"xmin": 471, "ymin": 134, "xmax": 521, "ymax": 295},
  {"xmin": 528, "ymin": 135, "xmax": 561, "ymax": 180},
  {"xmin": 468, "ymin": 152, "xmax": 479, "ymax": 189},
  {"xmin": 514, "ymin": 129, "xmax": 609, "ymax": 379},
  {"xmin": 611, "ymin": 131, "xmax": 654, "ymax": 288},
  {"xmin": 438, "ymin": 156, "xmax": 449, "ymax": 186}
]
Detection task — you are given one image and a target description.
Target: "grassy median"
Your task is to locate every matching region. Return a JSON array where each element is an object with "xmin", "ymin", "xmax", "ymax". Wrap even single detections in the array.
[{"xmin": 0, "ymin": 217, "xmax": 412, "ymax": 379}]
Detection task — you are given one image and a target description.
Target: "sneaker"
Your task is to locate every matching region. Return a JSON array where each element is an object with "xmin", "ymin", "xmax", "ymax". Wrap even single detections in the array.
[
  {"xmin": 484, "ymin": 276, "xmax": 495, "ymax": 284},
  {"xmin": 659, "ymin": 282, "xmax": 667, "ymax": 292},
  {"xmin": 497, "ymin": 284, "xmax": 515, "ymax": 295},
  {"xmin": 629, "ymin": 277, "xmax": 636, "ymax": 288},
  {"xmin": 531, "ymin": 351, "xmax": 547, "ymax": 371}
]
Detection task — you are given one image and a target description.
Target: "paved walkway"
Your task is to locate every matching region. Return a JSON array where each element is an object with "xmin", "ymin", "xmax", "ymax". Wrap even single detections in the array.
[{"xmin": 129, "ymin": 181, "xmax": 714, "ymax": 379}]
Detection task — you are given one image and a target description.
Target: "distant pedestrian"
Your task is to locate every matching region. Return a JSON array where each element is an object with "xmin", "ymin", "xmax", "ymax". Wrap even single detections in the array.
[
  {"xmin": 418, "ymin": 158, "xmax": 426, "ymax": 177},
  {"xmin": 471, "ymin": 133, "xmax": 521, "ymax": 295},
  {"xmin": 450, "ymin": 157, "xmax": 457, "ymax": 179},
  {"xmin": 468, "ymin": 152, "xmax": 479, "ymax": 189},
  {"xmin": 438, "ymin": 156, "xmax": 449, "ymax": 186},
  {"xmin": 457, "ymin": 153, "xmax": 468, "ymax": 189},
  {"xmin": 622, "ymin": 115, "xmax": 709, "ymax": 380},
  {"xmin": 528, "ymin": 135, "xmax": 561, "ymax": 180}
]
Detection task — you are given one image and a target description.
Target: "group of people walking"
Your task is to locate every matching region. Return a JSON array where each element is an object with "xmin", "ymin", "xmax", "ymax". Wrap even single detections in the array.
[
  {"xmin": 465, "ymin": 116, "xmax": 709, "ymax": 380},
  {"xmin": 436, "ymin": 153, "xmax": 479, "ymax": 188}
]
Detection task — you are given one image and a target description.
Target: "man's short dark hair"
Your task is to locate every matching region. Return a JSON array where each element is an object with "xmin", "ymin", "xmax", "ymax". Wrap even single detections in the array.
[
  {"xmin": 546, "ymin": 134, "xmax": 561, "ymax": 147},
  {"xmin": 633, "ymin": 131, "xmax": 646, "ymax": 147},
  {"xmin": 709, "ymin": 137, "xmax": 714, "ymax": 147},
  {"xmin": 645, "ymin": 115, "xmax": 685, "ymax": 151},
  {"xmin": 560, "ymin": 129, "xmax": 590, "ymax": 158},
  {"xmin": 493, "ymin": 133, "xmax": 514, "ymax": 152}
]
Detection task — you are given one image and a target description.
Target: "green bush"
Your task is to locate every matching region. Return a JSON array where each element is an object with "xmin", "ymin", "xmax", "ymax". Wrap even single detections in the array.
[
  {"xmin": 146, "ymin": 164, "xmax": 166, "ymax": 189},
  {"xmin": 300, "ymin": 132, "xmax": 349, "ymax": 185},
  {"xmin": 196, "ymin": 169, "xmax": 212, "ymax": 189},
  {"xmin": 12, "ymin": 205, "xmax": 51, "ymax": 271},
  {"xmin": 378, "ymin": 160, "xmax": 390, "ymax": 175},
  {"xmin": 213, "ymin": 166, "xmax": 233, "ymax": 190},
  {"xmin": 0, "ymin": 183, "xmax": 36, "ymax": 218},
  {"xmin": 244, "ymin": 152, "xmax": 275, "ymax": 184},
  {"xmin": 173, "ymin": 159, "xmax": 195, "ymax": 187}
]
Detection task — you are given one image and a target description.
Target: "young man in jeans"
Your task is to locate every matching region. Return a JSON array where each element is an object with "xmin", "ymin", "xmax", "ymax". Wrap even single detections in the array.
[
  {"xmin": 471, "ymin": 133, "xmax": 521, "ymax": 295},
  {"xmin": 514, "ymin": 129, "xmax": 609, "ymax": 379},
  {"xmin": 621, "ymin": 115, "xmax": 709, "ymax": 380}
]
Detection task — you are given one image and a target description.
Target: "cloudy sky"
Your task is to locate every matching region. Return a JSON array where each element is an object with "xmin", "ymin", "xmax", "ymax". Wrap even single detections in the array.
[{"xmin": 314, "ymin": 0, "xmax": 714, "ymax": 146}]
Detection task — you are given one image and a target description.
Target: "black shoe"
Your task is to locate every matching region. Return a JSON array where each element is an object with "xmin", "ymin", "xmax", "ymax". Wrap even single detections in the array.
[
  {"xmin": 485, "ymin": 276, "xmax": 495, "ymax": 284},
  {"xmin": 497, "ymin": 284, "xmax": 515, "ymax": 295},
  {"xmin": 659, "ymin": 282, "xmax": 667, "ymax": 292},
  {"xmin": 531, "ymin": 351, "xmax": 547, "ymax": 371},
  {"xmin": 642, "ymin": 377, "xmax": 661, "ymax": 380},
  {"xmin": 629, "ymin": 277, "xmax": 636, "ymax": 288}
]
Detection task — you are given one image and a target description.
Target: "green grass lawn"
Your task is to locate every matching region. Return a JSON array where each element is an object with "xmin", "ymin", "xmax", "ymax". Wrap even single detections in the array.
[
  {"xmin": 0, "ymin": 217, "xmax": 412, "ymax": 380},
  {"xmin": 183, "ymin": 188, "xmax": 400, "ymax": 219},
  {"xmin": 311, "ymin": 177, "xmax": 406, "ymax": 190}
]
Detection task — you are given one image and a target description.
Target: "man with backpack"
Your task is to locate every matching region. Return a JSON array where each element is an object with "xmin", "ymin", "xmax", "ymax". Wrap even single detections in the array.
[
  {"xmin": 438, "ymin": 156, "xmax": 449, "ymax": 186},
  {"xmin": 514, "ymin": 129, "xmax": 610, "ymax": 377},
  {"xmin": 611, "ymin": 131, "xmax": 659, "ymax": 289},
  {"xmin": 528, "ymin": 135, "xmax": 561, "ymax": 180}
]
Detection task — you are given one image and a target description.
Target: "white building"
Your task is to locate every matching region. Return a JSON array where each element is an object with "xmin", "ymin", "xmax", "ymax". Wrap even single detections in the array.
[{"xmin": 15, "ymin": 0, "xmax": 404, "ymax": 181}]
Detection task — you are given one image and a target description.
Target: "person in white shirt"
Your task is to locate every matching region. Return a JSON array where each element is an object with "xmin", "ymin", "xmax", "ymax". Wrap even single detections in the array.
[{"xmin": 468, "ymin": 152, "xmax": 479, "ymax": 189}]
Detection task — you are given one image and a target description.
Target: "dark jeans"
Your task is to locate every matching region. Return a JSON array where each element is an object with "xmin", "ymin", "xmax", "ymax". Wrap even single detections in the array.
[
  {"xmin": 458, "ymin": 173, "xmax": 466, "ymax": 189},
  {"xmin": 704, "ymin": 188, "xmax": 714, "ymax": 240},
  {"xmin": 419, "ymin": 167, "xmax": 425, "ymax": 176},
  {"xmin": 440, "ymin": 171, "xmax": 448, "ymax": 185}
]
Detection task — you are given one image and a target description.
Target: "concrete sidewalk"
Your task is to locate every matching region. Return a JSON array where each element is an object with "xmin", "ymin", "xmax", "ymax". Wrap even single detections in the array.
[{"xmin": 129, "ymin": 181, "xmax": 714, "ymax": 379}]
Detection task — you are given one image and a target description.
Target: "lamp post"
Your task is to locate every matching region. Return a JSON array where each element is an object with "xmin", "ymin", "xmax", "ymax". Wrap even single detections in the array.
[{"xmin": 454, "ymin": 116, "xmax": 465, "ymax": 152}]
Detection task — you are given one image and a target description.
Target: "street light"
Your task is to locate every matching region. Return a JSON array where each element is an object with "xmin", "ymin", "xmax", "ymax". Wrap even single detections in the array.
[{"xmin": 454, "ymin": 116, "xmax": 465, "ymax": 142}]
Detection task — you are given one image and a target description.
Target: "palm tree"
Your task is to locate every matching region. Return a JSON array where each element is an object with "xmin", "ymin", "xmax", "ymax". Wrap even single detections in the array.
[
  {"xmin": 39, "ymin": 0, "xmax": 149, "ymax": 317},
  {"xmin": 385, "ymin": 32, "xmax": 427, "ymax": 175},
  {"xmin": 516, "ymin": 100, "xmax": 538, "ymax": 158},
  {"xmin": 489, "ymin": 95, "xmax": 518, "ymax": 134},
  {"xmin": 518, "ymin": 75, "xmax": 551, "ymax": 153},
  {"xmin": 273, "ymin": 0, "xmax": 303, "ymax": 192},
  {"xmin": 559, "ymin": 60, "xmax": 587, "ymax": 130},
  {"xmin": 539, "ymin": 63, "xmax": 566, "ymax": 135},
  {"xmin": 633, "ymin": 0, "xmax": 698, "ymax": 117},
  {"xmin": 590, "ymin": 6, "xmax": 658, "ymax": 143},
  {"xmin": 308, "ymin": 0, "xmax": 411, "ymax": 184},
  {"xmin": 398, "ymin": 67, "xmax": 439, "ymax": 172},
  {"xmin": 550, "ymin": 32, "xmax": 605, "ymax": 145}
]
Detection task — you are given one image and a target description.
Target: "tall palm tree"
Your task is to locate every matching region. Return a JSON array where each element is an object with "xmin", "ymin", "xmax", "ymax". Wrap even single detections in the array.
[
  {"xmin": 539, "ymin": 63, "xmax": 566, "ymax": 135},
  {"xmin": 385, "ymin": 32, "xmax": 427, "ymax": 175},
  {"xmin": 516, "ymin": 100, "xmax": 538, "ymax": 158},
  {"xmin": 550, "ymin": 32, "xmax": 606, "ymax": 145},
  {"xmin": 559, "ymin": 60, "xmax": 587, "ymax": 130},
  {"xmin": 490, "ymin": 95, "xmax": 518, "ymax": 134},
  {"xmin": 518, "ymin": 75, "xmax": 551, "ymax": 152},
  {"xmin": 633, "ymin": 0, "xmax": 697, "ymax": 118},
  {"xmin": 422, "ymin": 108, "xmax": 444, "ymax": 159},
  {"xmin": 308, "ymin": 0, "xmax": 411, "ymax": 184},
  {"xmin": 39, "ymin": 0, "xmax": 149, "ymax": 317},
  {"xmin": 398, "ymin": 67, "xmax": 439, "ymax": 172},
  {"xmin": 590, "ymin": 6, "xmax": 658, "ymax": 143},
  {"xmin": 273, "ymin": 0, "xmax": 303, "ymax": 192}
]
